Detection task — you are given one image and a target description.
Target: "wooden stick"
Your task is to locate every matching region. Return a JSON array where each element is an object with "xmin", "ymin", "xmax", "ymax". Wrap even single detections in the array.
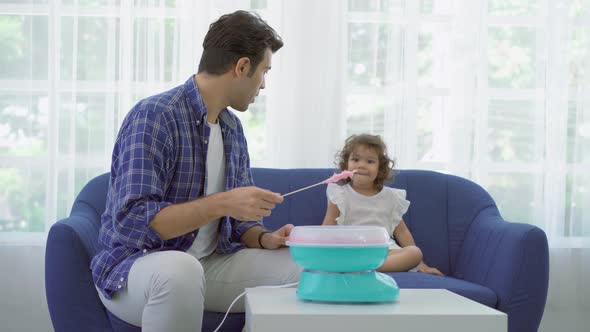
[{"xmin": 281, "ymin": 181, "xmax": 325, "ymax": 197}]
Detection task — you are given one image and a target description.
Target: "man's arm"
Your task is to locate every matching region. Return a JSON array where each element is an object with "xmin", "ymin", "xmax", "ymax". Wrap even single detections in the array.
[
  {"xmin": 240, "ymin": 225, "xmax": 266, "ymax": 248},
  {"xmin": 150, "ymin": 186, "xmax": 283, "ymax": 240},
  {"xmin": 149, "ymin": 193, "xmax": 226, "ymax": 240},
  {"xmin": 240, "ymin": 223, "xmax": 294, "ymax": 249}
]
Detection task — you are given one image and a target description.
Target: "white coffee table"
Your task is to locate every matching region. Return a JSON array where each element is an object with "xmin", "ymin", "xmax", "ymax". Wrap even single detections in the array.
[{"xmin": 245, "ymin": 288, "xmax": 506, "ymax": 332}]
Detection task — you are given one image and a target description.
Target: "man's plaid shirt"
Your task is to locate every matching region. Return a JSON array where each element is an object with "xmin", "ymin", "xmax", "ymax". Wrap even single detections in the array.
[{"xmin": 91, "ymin": 76, "xmax": 261, "ymax": 299}]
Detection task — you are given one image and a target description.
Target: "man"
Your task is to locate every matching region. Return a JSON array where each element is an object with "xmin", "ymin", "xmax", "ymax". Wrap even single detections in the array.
[{"xmin": 91, "ymin": 10, "xmax": 300, "ymax": 331}]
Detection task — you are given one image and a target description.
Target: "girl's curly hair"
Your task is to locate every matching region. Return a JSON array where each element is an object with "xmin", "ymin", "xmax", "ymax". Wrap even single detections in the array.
[{"xmin": 335, "ymin": 134, "xmax": 396, "ymax": 190}]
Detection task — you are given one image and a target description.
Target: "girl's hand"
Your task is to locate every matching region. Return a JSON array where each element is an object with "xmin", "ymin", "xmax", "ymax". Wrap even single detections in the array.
[
  {"xmin": 417, "ymin": 262, "xmax": 445, "ymax": 276},
  {"xmin": 260, "ymin": 224, "xmax": 294, "ymax": 249}
]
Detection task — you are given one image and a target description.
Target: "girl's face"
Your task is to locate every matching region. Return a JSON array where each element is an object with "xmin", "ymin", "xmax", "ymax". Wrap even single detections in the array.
[{"xmin": 347, "ymin": 144, "xmax": 380, "ymax": 187}]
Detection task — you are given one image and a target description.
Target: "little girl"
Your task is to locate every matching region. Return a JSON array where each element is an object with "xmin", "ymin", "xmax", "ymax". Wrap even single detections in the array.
[{"xmin": 322, "ymin": 134, "xmax": 443, "ymax": 275}]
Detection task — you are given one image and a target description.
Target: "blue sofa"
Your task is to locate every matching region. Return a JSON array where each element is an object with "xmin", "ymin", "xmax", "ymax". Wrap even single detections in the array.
[{"xmin": 45, "ymin": 168, "xmax": 549, "ymax": 332}]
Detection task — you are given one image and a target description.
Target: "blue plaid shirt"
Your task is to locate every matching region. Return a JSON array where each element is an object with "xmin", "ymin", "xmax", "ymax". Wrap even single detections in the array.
[{"xmin": 91, "ymin": 76, "xmax": 261, "ymax": 299}]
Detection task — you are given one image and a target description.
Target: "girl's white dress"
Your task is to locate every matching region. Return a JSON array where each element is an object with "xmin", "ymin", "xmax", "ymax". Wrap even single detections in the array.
[{"xmin": 326, "ymin": 183, "xmax": 410, "ymax": 249}]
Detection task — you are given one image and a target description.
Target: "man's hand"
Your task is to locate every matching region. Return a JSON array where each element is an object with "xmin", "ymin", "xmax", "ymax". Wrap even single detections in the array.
[
  {"xmin": 222, "ymin": 186, "xmax": 283, "ymax": 221},
  {"xmin": 260, "ymin": 224, "xmax": 294, "ymax": 249},
  {"xmin": 417, "ymin": 262, "xmax": 445, "ymax": 276}
]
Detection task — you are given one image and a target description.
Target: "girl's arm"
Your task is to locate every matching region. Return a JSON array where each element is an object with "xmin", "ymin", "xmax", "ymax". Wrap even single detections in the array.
[
  {"xmin": 321, "ymin": 201, "xmax": 340, "ymax": 226},
  {"xmin": 392, "ymin": 219, "xmax": 417, "ymax": 247},
  {"xmin": 393, "ymin": 219, "xmax": 444, "ymax": 276}
]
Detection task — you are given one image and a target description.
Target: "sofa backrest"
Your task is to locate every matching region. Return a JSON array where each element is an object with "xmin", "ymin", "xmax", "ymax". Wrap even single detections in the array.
[
  {"xmin": 252, "ymin": 168, "xmax": 498, "ymax": 276},
  {"xmin": 69, "ymin": 173, "xmax": 110, "ymax": 257},
  {"xmin": 46, "ymin": 172, "xmax": 112, "ymax": 331},
  {"xmin": 251, "ymin": 168, "xmax": 335, "ymax": 230},
  {"xmin": 69, "ymin": 168, "xmax": 498, "ymax": 276}
]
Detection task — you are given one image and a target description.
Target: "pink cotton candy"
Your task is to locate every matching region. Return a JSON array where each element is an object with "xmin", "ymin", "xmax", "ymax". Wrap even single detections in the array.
[{"xmin": 322, "ymin": 170, "xmax": 357, "ymax": 184}]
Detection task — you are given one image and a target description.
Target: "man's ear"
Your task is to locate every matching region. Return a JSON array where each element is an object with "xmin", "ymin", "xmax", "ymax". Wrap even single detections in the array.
[{"xmin": 234, "ymin": 57, "xmax": 251, "ymax": 78}]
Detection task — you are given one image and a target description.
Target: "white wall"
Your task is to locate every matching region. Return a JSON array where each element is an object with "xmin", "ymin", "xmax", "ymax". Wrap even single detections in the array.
[
  {"xmin": 538, "ymin": 248, "xmax": 590, "ymax": 332},
  {"xmin": 0, "ymin": 246, "xmax": 52, "ymax": 332}
]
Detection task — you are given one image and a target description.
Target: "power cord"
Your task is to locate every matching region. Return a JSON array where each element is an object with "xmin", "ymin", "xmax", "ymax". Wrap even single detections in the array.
[{"xmin": 212, "ymin": 282, "xmax": 299, "ymax": 332}]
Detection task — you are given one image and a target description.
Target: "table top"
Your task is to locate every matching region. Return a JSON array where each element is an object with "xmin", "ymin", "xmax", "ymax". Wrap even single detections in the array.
[
  {"xmin": 245, "ymin": 287, "xmax": 504, "ymax": 317},
  {"xmin": 245, "ymin": 288, "xmax": 506, "ymax": 332}
]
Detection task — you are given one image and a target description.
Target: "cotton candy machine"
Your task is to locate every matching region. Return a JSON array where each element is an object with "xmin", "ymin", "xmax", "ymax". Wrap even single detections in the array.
[{"xmin": 287, "ymin": 225, "xmax": 399, "ymax": 302}]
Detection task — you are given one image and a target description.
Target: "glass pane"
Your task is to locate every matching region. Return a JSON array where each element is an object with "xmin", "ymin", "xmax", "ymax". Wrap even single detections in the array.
[
  {"xmin": 419, "ymin": 25, "xmax": 451, "ymax": 88},
  {"xmin": 380, "ymin": 0, "xmax": 406, "ymax": 13},
  {"xmin": 55, "ymin": 166, "xmax": 106, "ymax": 221},
  {"xmin": 345, "ymin": 94, "xmax": 388, "ymax": 137},
  {"xmin": 348, "ymin": 23, "xmax": 401, "ymax": 88},
  {"xmin": 567, "ymin": 100, "xmax": 590, "ymax": 164},
  {"xmin": 56, "ymin": 169, "xmax": 69, "ymax": 219},
  {"xmin": 417, "ymin": 98, "xmax": 433, "ymax": 161},
  {"xmin": 61, "ymin": 16, "xmax": 120, "ymax": 81},
  {"xmin": 0, "ymin": 15, "xmax": 48, "ymax": 80},
  {"xmin": 488, "ymin": 99, "xmax": 537, "ymax": 162},
  {"xmin": 349, "ymin": 0, "xmax": 405, "ymax": 13},
  {"xmin": 488, "ymin": 0, "xmax": 539, "ymax": 16},
  {"xmin": 487, "ymin": 173, "xmax": 537, "ymax": 226},
  {"xmin": 488, "ymin": 27, "xmax": 536, "ymax": 89},
  {"xmin": 133, "ymin": 18, "xmax": 179, "ymax": 82},
  {"xmin": 133, "ymin": 0, "xmax": 176, "ymax": 7},
  {"xmin": 420, "ymin": 0, "xmax": 434, "ymax": 14},
  {"xmin": 235, "ymin": 96, "xmax": 267, "ymax": 166},
  {"xmin": 58, "ymin": 93, "xmax": 118, "ymax": 157},
  {"xmin": 250, "ymin": 0, "xmax": 267, "ymax": 10},
  {"xmin": 0, "ymin": 0, "xmax": 47, "ymax": 4},
  {"xmin": 420, "ymin": 0, "xmax": 452, "ymax": 15},
  {"xmin": 568, "ymin": 28, "xmax": 590, "ymax": 88},
  {"xmin": 569, "ymin": 0, "xmax": 590, "ymax": 19},
  {"xmin": 417, "ymin": 97, "xmax": 448, "ymax": 162},
  {"xmin": 62, "ymin": 0, "xmax": 121, "ymax": 5},
  {"xmin": 418, "ymin": 31, "xmax": 433, "ymax": 86},
  {"xmin": 349, "ymin": 0, "xmax": 378, "ymax": 11},
  {"xmin": 0, "ymin": 167, "xmax": 46, "ymax": 232},
  {"xmin": 0, "ymin": 94, "xmax": 48, "ymax": 156},
  {"xmin": 565, "ymin": 172, "xmax": 590, "ymax": 237}
]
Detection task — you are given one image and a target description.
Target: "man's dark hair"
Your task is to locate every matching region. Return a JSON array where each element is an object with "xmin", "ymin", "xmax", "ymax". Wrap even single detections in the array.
[{"xmin": 198, "ymin": 10, "xmax": 283, "ymax": 76}]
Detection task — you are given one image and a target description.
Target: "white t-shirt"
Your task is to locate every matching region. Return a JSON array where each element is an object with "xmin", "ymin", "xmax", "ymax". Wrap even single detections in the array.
[
  {"xmin": 326, "ymin": 183, "xmax": 410, "ymax": 249},
  {"xmin": 187, "ymin": 121, "xmax": 225, "ymax": 259}
]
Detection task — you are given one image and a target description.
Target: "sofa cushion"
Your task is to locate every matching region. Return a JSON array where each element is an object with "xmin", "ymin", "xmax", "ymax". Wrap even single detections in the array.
[
  {"xmin": 202, "ymin": 312, "xmax": 245, "ymax": 332},
  {"xmin": 390, "ymin": 272, "xmax": 498, "ymax": 308}
]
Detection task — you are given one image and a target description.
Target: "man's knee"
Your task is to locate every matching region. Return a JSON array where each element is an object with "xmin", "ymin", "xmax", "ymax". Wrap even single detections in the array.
[
  {"xmin": 149, "ymin": 251, "xmax": 205, "ymax": 298},
  {"xmin": 265, "ymin": 248, "xmax": 302, "ymax": 283}
]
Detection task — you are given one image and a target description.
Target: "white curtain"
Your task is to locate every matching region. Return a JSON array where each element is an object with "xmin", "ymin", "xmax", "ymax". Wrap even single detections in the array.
[{"xmin": 0, "ymin": 0, "xmax": 589, "ymax": 329}]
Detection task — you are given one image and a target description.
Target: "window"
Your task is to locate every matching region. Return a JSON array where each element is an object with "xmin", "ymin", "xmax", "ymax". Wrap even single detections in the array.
[
  {"xmin": 0, "ymin": 0, "xmax": 271, "ymax": 241},
  {"xmin": 345, "ymin": 0, "xmax": 590, "ymax": 246},
  {"xmin": 0, "ymin": 0, "xmax": 588, "ymax": 247}
]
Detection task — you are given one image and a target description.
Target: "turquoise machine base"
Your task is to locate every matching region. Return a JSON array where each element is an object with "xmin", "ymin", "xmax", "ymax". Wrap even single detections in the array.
[
  {"xmin": 297, "ymin": 270, "xmax": 399, "ymax": 303},
  {"xmin": 290, "ymin": 244, "xmax": 399, "ymax": 302}
]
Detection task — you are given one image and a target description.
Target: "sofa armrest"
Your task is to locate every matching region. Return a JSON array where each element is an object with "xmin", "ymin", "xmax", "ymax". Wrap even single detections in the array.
[
  {"xmin": 454, "ymin": 208, "xmax": 549, "ymax": 332},
  {"xmin": 45, "ymin": 216, "xmax": 111, "ymax": 332}
]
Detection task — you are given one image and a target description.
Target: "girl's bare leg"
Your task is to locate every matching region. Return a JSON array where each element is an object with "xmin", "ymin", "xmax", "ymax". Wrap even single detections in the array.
[{"xmin": 377, "ymin": 246, "xmax": 423, "ymax": 272}]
